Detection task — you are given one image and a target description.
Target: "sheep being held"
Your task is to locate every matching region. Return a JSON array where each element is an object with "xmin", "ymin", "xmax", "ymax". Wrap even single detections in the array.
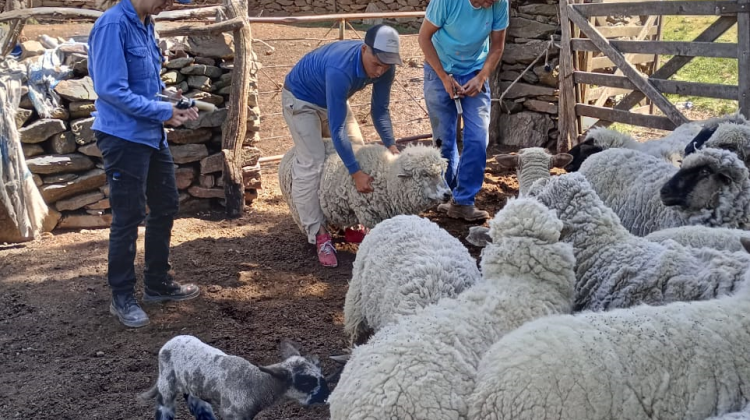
[
  {"xmin": 138, "ymin": 335, "xmax": 330, "ymax": 420},
  {"xmin": 279, "ymin": 139, "xmax": 451, "ymax": 233},
  {"xmin": 343, "ymin": 214, "xmax": 480, "ymax": 345},
  {"xmin": 328, "ymin": 197, "xmax": 577, "ymax": 420},
  {"xmin": 527, "ymin": 172, "xmax": 750, "ymax": 311},
  {"xmin": 467, "ymin": 277, "xmax": 750, "ymax": 420}
]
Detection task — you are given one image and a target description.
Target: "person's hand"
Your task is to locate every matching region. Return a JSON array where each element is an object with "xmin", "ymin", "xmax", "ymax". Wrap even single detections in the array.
[
  {"xmin": 352, "ymin": 170, "xmax": 374, "ymax": 194},
  {"xmin": 441, "ymin": 74, "xmax": 464, "ymax": 98},
  {"xmin": 388, "ymin": 144, "xmax": 400, "ymax": 155},
  {"xmin": 462, "ymin": 74, "xmax": 487, "ymax": 97},
  {"xmin": 165, "ymin": 105, "xmax": 199, "ymax": 127}
]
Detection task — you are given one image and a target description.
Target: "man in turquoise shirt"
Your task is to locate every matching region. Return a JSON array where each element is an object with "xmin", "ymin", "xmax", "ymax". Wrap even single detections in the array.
[{"xmin": 419, "ymin": 0, "xmax": 509, "ymax": 221}]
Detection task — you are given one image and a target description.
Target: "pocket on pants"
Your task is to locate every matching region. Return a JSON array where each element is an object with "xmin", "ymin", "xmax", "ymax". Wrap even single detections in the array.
[{"xmin": 108, "ymin": 170, "xmax": 145, "ymax": 215}]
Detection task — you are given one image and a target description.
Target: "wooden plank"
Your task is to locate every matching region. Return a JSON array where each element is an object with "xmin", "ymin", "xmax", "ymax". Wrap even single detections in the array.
[
  {"xmin": 567, "ymin": 4, "xmax": 688, "ymax": 125},
  {"xmin": 597, "ymin": 25, "xmax": 658, "ymax": 38},
  {"xmin": 591, "ymin": 54, "xmax": 654, "ymax": 69},
  {"xmin": 247, "ymin": 11, "xmax": 425, "ymax": 24},
  {"xmin": 576, "ymin": 104, "xmax": 678, "ymax": 130},
  {"xmin": 651, "ymin": 14, "xmax": 664, "ymax": 115},
  {"xmin": 571, "ymin": 39, "xmax": 738, "ymax": 58},
  {"xmin": 594, "ymin": 15, "xmax": 737, "ymax": 128},
  {"xmin": 738, "ymin": 0, "xmax": 750, "ymax": 119},
  {"xmin": 575, "ymin": 71, "xmax": 740, "ymax": 99},
  {"xmin": 585, "ymin": 86, "xmax": 634, "ymax": 101},
  {"xmin": 573, "ymin": 1, "xmax": 740, "ymax": 18},
  {"xmin": 558, "ymin": 0, "xmax": 580, "ymax": 152},
  {"xmin": 157, "ymin": 16, "xmax": 244, "ymax": 37},
  {"xmin": 154, "ymin": 6, "xmax": 223, "ymax": 21},
  {"xmin": 0, "ymin": 6, "xmax": 101, "ymax": 22}
]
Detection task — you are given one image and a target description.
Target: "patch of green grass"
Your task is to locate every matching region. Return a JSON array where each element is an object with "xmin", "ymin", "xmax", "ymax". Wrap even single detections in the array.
[{"xmin": 660, "ymin": 15, "xmax": 739, "ymax": 115}]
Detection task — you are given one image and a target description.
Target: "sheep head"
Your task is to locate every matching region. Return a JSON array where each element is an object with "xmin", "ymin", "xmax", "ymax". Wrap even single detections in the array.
[
  {"xmin": 494, "ymin": 147, "xmax": 573, "ymax": 195},
  {"xmin": 661, "ymin": 147, "xmax": 749, "ymax": 212},
  {"xmin": 487, "ymin": 197, "xmax": 562, "ymax": 244},
  {"xmin": 390, "ymin": 143, "xmax": 452, "ymax": 210},
  {"xmin": 564, "ymin": 138, "xmax": 604, "ymax": 172},
  {"xmin": 258, "ymin": 339, "xmax": 331, "ymax": 406},
  {"xmin": 684, "ymin": 122, "xmax": 750, "ymax": 169}
]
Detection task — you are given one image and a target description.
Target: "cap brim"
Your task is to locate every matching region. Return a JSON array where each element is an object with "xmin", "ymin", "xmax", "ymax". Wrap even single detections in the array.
[
  {"xmin": 375, "ymin": 51, "xmax": 403, "ymax": 65},
  {"xmin": 176, "ymin": 0, "xmax": 193, "ymax": 4}
]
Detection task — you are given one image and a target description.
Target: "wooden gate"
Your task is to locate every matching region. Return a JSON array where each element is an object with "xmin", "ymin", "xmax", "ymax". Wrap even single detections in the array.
[{"xmin": 557, "ymin": 0, "xmax": 750, "ymax": 152}]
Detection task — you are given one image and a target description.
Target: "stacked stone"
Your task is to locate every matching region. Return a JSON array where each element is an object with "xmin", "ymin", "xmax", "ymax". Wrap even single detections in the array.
[{"xmin": 15, "ymin": 32, "xmax": 261, "ymax": 232}]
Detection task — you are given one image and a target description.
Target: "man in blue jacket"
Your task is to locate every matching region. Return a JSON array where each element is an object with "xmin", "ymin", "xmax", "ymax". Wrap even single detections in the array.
[
  {"xmin": 419, "ymin": 0, "xmax": 509, "ymax": 221},
  {"xmin": 282, "ymin": 24, "xmax": 402, "ymax": 268},
  {"xmin": 88, "ymin": 0, "xmax": 200, "ymax": 328}
]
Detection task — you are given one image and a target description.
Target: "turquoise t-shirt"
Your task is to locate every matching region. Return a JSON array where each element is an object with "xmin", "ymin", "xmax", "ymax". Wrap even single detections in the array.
[{"xmin": 425, "ymin": 0, "xmax": 510, "ymax": 75}]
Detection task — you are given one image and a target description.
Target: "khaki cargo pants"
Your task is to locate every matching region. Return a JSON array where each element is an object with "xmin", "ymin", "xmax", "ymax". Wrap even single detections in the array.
[{"xmin": 281, "ymin": 88, "xmax": 364, "ymax": 244}]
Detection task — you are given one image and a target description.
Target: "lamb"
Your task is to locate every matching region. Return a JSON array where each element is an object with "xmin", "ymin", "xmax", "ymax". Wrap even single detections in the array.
[
  {"xmin": 278, "ymin": 138, "xmax": 452, "ymax": 232},
  {"xmin": 467, "ymin": 278, "xmax": 750, "ymax": 420},
  {"xmin": 526, "ymin": 172, "xmax": 750, "ymax": 311},
  {"xmin": 328, "ymin": 197, "xmax": 577, "ymax": 420},
  {"xmin": 578, "ymin": 147, "xmax": 750, "ymax": 236},
  {"xmin": 493, "ymin": 147, "xmax": 573, "ymax": 195},
  {"xmin": 137, "ymin": 335, "xmax": 330, "ymax": 420},
  {"xmin": 645, "ymin": 225, "xmax": 750, "ymax": 253},
  {"xmin": 343, "ymin": 214, "xmax": 480, "ymax": 345}
]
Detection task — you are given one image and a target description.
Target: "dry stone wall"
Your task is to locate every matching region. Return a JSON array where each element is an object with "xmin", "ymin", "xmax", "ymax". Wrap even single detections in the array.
[{"xmin": 13, "ymin": 31, "xmax": 260, "ymax": 231}]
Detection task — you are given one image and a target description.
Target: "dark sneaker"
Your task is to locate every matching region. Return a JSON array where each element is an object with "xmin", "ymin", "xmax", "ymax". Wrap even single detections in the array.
[
  {"xmin": 446, "ymin": 203, "xmax": 490, "ymax": 221},
  {"xmin": 143, "ymin": 280, "xmax": 200, "ymax": 303},
  {"xmin": 110, "ymin": 293, "xmax": 150, "ymax": 328}
]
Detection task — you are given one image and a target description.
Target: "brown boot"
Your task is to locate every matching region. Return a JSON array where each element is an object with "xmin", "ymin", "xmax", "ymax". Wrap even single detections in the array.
[{"xmin": 446, "ymin": 202, "xmax": 490, "ymax": 221}]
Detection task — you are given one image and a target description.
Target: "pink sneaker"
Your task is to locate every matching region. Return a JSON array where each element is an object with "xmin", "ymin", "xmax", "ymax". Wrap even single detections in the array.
[
  {"xmin": 316, "ymin": 233, "xmax": 338, "ymax": 268},
  {"xmin": 344, "ymin": 225, "xmax": 369, "ymax": 244}
]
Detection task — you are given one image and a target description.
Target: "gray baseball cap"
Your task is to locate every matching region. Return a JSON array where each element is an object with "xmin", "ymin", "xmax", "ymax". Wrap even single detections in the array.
[{"xmin": 364, "ymin": 24, "xmax": 403, "ymax": 65}]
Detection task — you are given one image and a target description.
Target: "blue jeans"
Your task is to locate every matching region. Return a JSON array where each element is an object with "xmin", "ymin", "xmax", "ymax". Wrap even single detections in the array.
[
  {"xmin": 423, "ymin": 63, "xmax": 491, "ymax": 206},
  {"xmin": 95, "ymin": 131, "xmax": 179, "ymax": 296}
]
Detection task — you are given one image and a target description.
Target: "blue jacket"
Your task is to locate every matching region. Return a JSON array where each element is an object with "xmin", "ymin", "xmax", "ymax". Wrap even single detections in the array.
[
  {"xmin": 88, "ymin": 0, "xmax": 172, "ymax": 148},
  {"xmin": 284, "ymin": 41, "xmax": 396, "ymax": 175}
]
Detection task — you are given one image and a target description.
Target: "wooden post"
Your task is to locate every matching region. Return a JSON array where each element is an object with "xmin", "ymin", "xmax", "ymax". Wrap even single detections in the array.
[
  {"xmin": 221, "ymin": 0, "xmax": 251, "ymax": 218},
  {"xmin": 557, "ymin": 0, "xmax": 579, "ymax": 153},
  {"xmin": 737, "ymin": 0, "xmax": 750, "ymax": 119},
  {"xmin": 339, "ymin": 18, "xmax": 345, "ymax": 40},
  {"xmin": 1, "ymin": 18, "xmax": 24, "ymax": 57}
]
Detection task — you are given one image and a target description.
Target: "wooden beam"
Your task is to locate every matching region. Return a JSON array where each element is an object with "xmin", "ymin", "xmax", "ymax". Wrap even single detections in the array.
[
  {"xmin": 593, "ymin": 15, "xmax": 737, "ymax": 128},
  {"xmin": 590, "ymin": 54, "xmax": 654, "ymax": 70},
  {"xmin": 558, "ymin": 0, "xmax": 579, "ymax": 152},
  {"xmin": 1, "ymin": 18, "xmax": 24, "ymax": 57},
  {"xmin": 567, "ymin": 4, "xmax": 688, "ymax": 125},
  {"xmin": 738, "ymin": 0, "xmax": 750, "ymax": 119},
  {"xmin": 221, "ymin": 0, "xmax": 250, "ymax": 218},
  {"xmin": 571, "ymin": 39, "xmax": 738, "ymax": 58},
  {"xmin": 576, "ymin": 104, "xmax": 678, "ymax": 130},
  {"xmin": 597, "ymin": 25, "xmax": 658, "ymax": 38},
  {"xmin": 0, "ymin": 6, "xmax": 100, "ymax": 22},
  {"xmin": 248, "ymin": 11, "xmax": 425, "ymax": 24},
  {"xmin": 157, "ymin": 16, "xmax": 244, "ymax": 37},
  {"xmin": 153, "ymin": 6, "xmax": 223, "ymax": 21},
  {"xmin": 573, "ymin": 1, "xmax": 742, "ymax": 17},
  {"xmin": 574, "ymin": 71, "xmax": 740, "ymax": 100},
  {"xmin": 585, "ymin": 86, "xmax": 634, "ymax": 101}
]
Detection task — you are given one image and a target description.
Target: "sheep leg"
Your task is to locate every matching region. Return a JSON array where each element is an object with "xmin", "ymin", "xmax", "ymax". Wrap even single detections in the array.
[
  {"xmin": 184, "ymin": 394, "xmax": 218, "ymax": 420},
  {"xmin": 154, "ymin": 391, "xmax": 176, "ymax": 420}
]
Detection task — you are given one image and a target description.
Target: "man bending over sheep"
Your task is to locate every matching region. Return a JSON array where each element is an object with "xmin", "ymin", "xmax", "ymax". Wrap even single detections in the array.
[
  {"xmin": 419, "ymin": 0, "xmax": 508, "ymax": 221},
  {"xmin": 282, "ymin": 24, "xmax": 402, "ymax": 268}
]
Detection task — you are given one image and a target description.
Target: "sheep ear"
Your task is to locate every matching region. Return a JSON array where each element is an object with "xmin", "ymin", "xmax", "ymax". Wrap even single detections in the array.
[
  {"xmin": 259, "ymin": 365, "xmax": 292, "ymax": 383},
  {"xmin": 551, "ymin": 153, "xmax": 573, "ymax": 169},
  {"xmin": 741, "ymin": 238, "xmax": 750, "ymax": 254},
  {"xmin": 306, "ymin": 354, "xmax": 320, "ymax": 367},
  {"xmin": 279, "ymin": 339, "xmax": 301, "ymax": 359},
  {"xmin": 494, "ymin": 154, "xmax": 519, "ymax": 170},
  {"xmin": 329, "ymin": 354, "xmax": 351, "ymax": 364}
]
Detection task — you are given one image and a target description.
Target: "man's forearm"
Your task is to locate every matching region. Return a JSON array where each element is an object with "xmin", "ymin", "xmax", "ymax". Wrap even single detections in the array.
[{"xmin": 419, "ymin": 36, "xmax": 449, "ymax": 81}]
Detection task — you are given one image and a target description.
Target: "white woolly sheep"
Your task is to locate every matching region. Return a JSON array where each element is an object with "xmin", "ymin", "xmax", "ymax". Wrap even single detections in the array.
[
  {"xmin": 493, "ymin": 147, "xmax": 573, "ymax": 195},
  {"xmin": 278, "ymin": 139, "xmax": 452, "ymax": 233},
  {"xmin": 138, "ymin": 335, "xmax": 329, "ymax": 420},
  {"xmin": 579, "ymin": 147, "xmax": 750, "ymax": 236},
  {"xmin": 684, "ymin": 119, "xmax": 750, "ymax": 167},
  {"xmin": 706, "ymin": 404, "xmax": 750, "ymax": 420},
  {"xmin": 526, "ymin": 172, "xmax": 750, "ymax": 312},
  {"xmin": 343, "ymin": 214, "xmax": 480, "ymax": 345},
  {"xmin": 328, "ymin": 197, "xmax": 577, "ymax": 420},
  {"xmin": 467, "ymin": 279, "xmax": 750, "ymax": 420},
  {"xmin": 645, "ymin": 225, "xmax": 750, "ymax": 253}
]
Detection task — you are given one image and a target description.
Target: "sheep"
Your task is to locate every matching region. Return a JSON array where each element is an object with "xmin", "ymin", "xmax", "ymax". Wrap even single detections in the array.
[
  {"xmin": 645, "ymin": 225, "xmax": 750, "ymax": 253},
  {"xmin": 467, "ymin": 278, "xmax": 750, "ymax": 420},
  {"xmin": 328, "ymin": 197, "xmax": 577, "ymax": 420},
  {"xmin": 493, "ymin": 147, "xmax": 573, "ymax": 195},
  {"xmin": 526, "ymin": 172, "xmax": 750, "ymax": 312},
  {"xmin": 578, "ymin": 147, "xmax": 750, "ymax": 236},
  {"xmin": 137, "ymin": 335, "xmax": 330, "ymax": 420},
  {"xmin": 706, "ymin": 405, "xmax": 750, "ymax": 420},
  {"xmin": 565, "ymin": 122, "xmax": 704, "ymax": 171},
  {"xmin": 684, "ymin": 119, "xmax": 750, "ymax": 168},
  {"xmin": 343, "ymin": 214, "xmax": 480, "ymax": 346},
  {"xmin": 278, "ymin": 139, "xmax": 452, "ymax": 233}
]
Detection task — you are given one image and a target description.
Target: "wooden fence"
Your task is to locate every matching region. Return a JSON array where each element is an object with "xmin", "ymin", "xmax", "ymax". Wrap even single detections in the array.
[{"xmin": 558, "ymin": 0, "xmax": 750, "ymax": 152}]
